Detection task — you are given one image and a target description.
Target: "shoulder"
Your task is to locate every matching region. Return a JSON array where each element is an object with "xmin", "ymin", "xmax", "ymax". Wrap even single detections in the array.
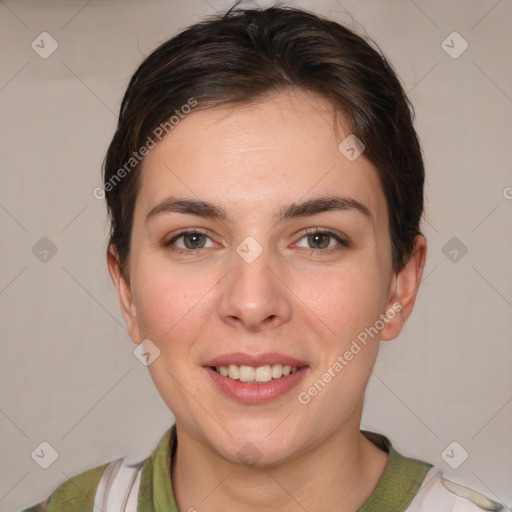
[
  {"xmin": 362, "ymin": 431, "xmax": 509, "ymax": 512},
  {"xmin": 20, "ymin": 425, "xmax": 175, "ymax": 512},
  {"xmin": 20, "ymin": 461, "xmax": 111, "ymax": 512},
  {"xmin": 406, "ymin": 467, "xmax": 510, "ymax": 512}
]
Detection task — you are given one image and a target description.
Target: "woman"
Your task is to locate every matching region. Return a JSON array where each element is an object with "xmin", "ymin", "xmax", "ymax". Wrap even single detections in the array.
[{"xmin": 22, "ymin": 3, "xmax": 508, "ymax": 511}]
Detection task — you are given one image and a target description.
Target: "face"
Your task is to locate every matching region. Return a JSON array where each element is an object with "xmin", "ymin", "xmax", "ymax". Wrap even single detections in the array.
[{"xmin": 109, "ymin": 88, "xmax": 425, "ymax": 466}]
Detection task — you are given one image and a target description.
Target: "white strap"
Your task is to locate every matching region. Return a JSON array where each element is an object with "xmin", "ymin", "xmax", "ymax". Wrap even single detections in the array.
[
  {"xmin": 93, "ymin": 458, "xmax": 143, "ymax": 512},
  {"xmin": 405, "ymin": 467, "xmax": 509, "ymax": 511},
  {"xmin": 94, "ymin": 459, "xmax": 122, "ymax": 511},
  {"xmin": 124, "ymin": 464, "xmax": 142, "ymax": 511}
]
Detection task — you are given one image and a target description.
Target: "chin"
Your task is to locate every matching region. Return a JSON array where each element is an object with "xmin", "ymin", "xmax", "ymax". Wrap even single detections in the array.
[
  {"xmin": 219, "ymin": 439, "xmax": 297, "ymax": 469},
  {"xmin": 208, "ymin": 422, "xmax": 305, "ymax": 468}
]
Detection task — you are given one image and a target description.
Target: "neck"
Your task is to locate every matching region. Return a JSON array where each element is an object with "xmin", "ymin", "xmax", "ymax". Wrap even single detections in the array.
[{"xmin": 171, "ymin": 419, "xmax": 389, "ymax": 512}]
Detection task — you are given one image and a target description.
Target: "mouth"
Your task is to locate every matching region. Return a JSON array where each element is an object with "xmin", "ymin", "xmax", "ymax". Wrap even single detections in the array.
[
  {"xmin": 202, "ymin": 353, "xmax": 310, "ymax": 403},
  {"xmin": 210, "ymin": 364, "xmax": 301, "ymax": 383}
]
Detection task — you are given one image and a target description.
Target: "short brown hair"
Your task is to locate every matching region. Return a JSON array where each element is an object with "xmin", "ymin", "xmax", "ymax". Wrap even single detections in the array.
[{"xmin": 103, "ymin": 3, "xmax": 424, "ymax": 280}]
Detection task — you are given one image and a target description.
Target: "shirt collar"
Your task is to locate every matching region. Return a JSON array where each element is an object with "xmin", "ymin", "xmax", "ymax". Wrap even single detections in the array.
[{"xmin": 138, "ymin": 424, "xmax": 432, "ymax": 512}]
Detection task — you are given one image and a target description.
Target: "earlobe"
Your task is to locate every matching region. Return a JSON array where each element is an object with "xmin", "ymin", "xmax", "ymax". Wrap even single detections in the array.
[
  {"xmin": 106, "ymin": 244, "xmax": 141, "ymax": 344},
  {"xmin": 380, "ymin": 235, "xmax": 427, "ymax": 341}
]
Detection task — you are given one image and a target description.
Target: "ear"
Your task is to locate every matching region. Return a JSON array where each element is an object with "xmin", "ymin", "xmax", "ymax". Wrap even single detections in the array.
[
  {"xmin": 106, "ymin": 244, "xmax": 142, "ymax": 344},
  {"xmin": 380, "ymin": 235, "xmax": 427, "ymax": 341}
]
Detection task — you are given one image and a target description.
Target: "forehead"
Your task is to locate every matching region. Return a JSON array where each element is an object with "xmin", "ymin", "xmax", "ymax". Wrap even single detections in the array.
[{"xmin": 135, "ymin": 89, "xmax": 387, "ymax": 227}]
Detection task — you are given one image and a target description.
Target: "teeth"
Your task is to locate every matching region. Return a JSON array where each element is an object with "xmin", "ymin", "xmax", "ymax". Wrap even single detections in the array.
[
  {"xmin": 239, "ymin": 365, "xmax": 255, "ymax": 382},
  {"xmin": 215, "ymin": 364, "xmax": 300, "ymax": 382},
  {"xmin": 255, "ymin": 365, "xmax": 272, "ymax": 382},
  {"xmin": 228, "ymin": 364, "xmax": 239, "ymax": 380},
  {"xmin": 271, "ymin": 364, "xmax": 283, "ymax": 379}
]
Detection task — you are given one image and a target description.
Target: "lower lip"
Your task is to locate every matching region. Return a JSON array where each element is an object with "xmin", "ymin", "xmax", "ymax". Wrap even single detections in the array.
[{"xmin": 204, "ymin": 366, "xmax": 309, "ymax": 404}]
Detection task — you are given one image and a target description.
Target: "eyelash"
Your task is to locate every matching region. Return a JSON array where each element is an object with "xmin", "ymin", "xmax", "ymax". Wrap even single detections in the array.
[{"xmin": 164, "ymin": 228, "xmax": 349, "ymax": 256}]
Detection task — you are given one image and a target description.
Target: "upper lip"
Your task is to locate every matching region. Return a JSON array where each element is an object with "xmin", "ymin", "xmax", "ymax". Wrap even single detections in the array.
[{"xmin": 203, "ymin": 352, "xmax": 308, "ymax": 368}]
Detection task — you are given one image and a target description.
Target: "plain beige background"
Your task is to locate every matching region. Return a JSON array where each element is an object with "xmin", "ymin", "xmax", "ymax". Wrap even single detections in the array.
[{"xmin": 1, "ymin": 0, "xmax": 511, "ymax": 510}]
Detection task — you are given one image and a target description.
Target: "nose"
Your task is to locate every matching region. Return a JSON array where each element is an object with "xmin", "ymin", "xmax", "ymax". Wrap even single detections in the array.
[{"xmin": 218, "ymin": 242, "xmax": 292, "ymax": 332}]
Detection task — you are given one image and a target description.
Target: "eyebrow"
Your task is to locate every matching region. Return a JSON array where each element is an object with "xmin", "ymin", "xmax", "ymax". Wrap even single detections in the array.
[{"xmin": 145, "ymin": 195, "xmax": 373, "ymax": 225}]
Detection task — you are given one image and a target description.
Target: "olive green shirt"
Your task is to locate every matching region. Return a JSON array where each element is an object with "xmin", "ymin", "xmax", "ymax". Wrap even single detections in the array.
[{"xmin": 21, "ymin": 425, "xmax": 432, "ymax": 512}]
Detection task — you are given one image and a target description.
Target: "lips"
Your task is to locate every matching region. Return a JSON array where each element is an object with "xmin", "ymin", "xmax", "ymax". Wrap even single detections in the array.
[
  {"xmin": 202, "ymin": 352, "xmax": 310, "ymax": 404},
  {"xmin": 203, "ymin": 351, "xmax": 308, "ymax": 368}
]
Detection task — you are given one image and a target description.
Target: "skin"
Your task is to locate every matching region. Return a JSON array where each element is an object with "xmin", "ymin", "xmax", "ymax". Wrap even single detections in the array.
[{"xmin": 107, "ymin": 88, "xmax": 427, "ymax": 511}]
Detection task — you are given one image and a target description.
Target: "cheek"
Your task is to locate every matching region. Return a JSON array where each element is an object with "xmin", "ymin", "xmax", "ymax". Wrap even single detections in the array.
[
  {"xmin": 298, "ymin": 262, "xmax": 388, "ymax": 343},
  {"xmin": 133, "ymin": 264, "xmax": 212, "ymax": 413},
  {"xmin": 295, "ymin": 268, "xmax": 386, "ymax": 415},
  {"xmin": 131, "ymin": 257, "xmax": 213, "ymax": 347}
]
